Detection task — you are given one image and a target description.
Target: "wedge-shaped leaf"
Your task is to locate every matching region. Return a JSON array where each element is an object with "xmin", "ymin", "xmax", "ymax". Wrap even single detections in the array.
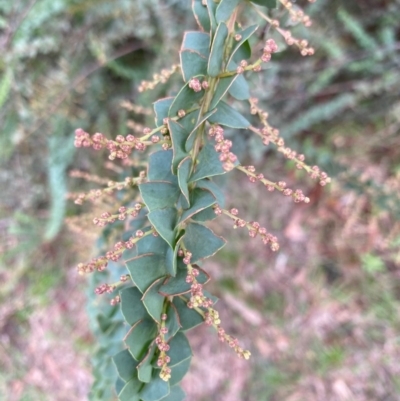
[
  {"xmin": 183, "ymin": 222, "xmax": 226, "ymax": 263},
  {"xmin": 125, "ymin": 253, "xmax": 167, "ymax": 293},
  {"xmin": 196, "ymin": 178, "xmax": 225, "ymax": 206},
  {"xmin": 168, "ymin": 120, "xmax": 190, "ymax": 173},
  {"xmin": 179, "ymin": 108, "xmax": 200, "ymax": 133},
  {"xmin": 115, "ymin": 377, "xmax": 125, "ymax": 395},
  {"xmin": 140, "ymin": 182, "xmax": 180, "ymax": 211},
  {"xmin": 185, "ymin": 108, "xmax": 217, "ymax": 151},
  {"xmin": 192, "ymin": 0, "xmax": 211, "ymax": 32},
  {"xmin": 208, "ymin": 22, "xmax": 228, "ymax": 77},
  {"xmin": 135, "ymin": 234, "xmax": 169, "ymax": 258},
  {"xmin": 148, "ymin": 208, "xmax": 177, "ymax": 248},
  {"xmin": 165, "ymin": 235, "xmax": 183, "ymax": 277},
  {"xmin": 228, "ymin": 25, "xmax": 258, "ymax": 64},
  {"xmin": 208, "ymin": 101, "xmax": 250, "ymax": 128},
  {"xmin": 153, "ymin": 97, "xmax": 174, "ymax": 127},
  {"xmin": 113, "ymin": 349, "xmax": 139, "ymax": 382},
  {"xmin": 182, "ymin": 31, "xmax": 210, "ymax": 57},
  {"xmin": 137, "ymin": 342, "xmax": 156, "ymax": 383},
  {"xmin": 124, "ymin": 319, "xmax": 158, "ymax": 361},
  {"xmin": 177, "ymin": 157, "xmax": 191, "ymax": 205},
  {"xmin": 180, "ymin": 50, "xmax": 208, "ymax": 82},
  {"xmin": 140, "ymin": 372, "xmax": 170, "ymax": 401},
  {"xmin": 169, "ymin": 359, "xmax": 191, "ymax": 387},
  {"xmin": 216, "ymin": 0, "xmax": 241, "ymax": 22},
  {"xmin": 168, "ymin": 331, "xmax": 192, "ymax": 367},
  {"xmin": 148, "ymin": 150, "xmax": 177, "ymax": 184},
  {"xmin": 207, "ymin": 0, "xmax": 218, "ymax": 34},
  {"xmin": 164, "ymin": 303, "xmax": 181, "ymax": 342},
  {"xmin": 160, "ymin": 262, "xmax": 210, "ymax": 296},
  {"xmin": 179, "ymin": 188, "xmax": 216, "ymax": 223},
  {"xmin": 142, "ymin": 278, "xmax": 164, "ymax": 323},
  {"xmin": 161, "ymin": 385, "xmax": 186, "ymax": 401},
  {"xmin": 250, "ymin": 0, "xmax": 277, "ymax": 9},
  {"xmin": 118, "ymin": 377, "xmax": 142, "ymax": 401},
  {"xmin": 168, "ymin": 79, "xmax": 205, "ymax": 118},
  {"xmin": 189, "ymin": 141, "xmax": 230, "ymax": 182},
  {"xmin": 191, "ymin": 206, "xmax": 217, "ymax": 222},
  {"xmin": 210, "ymin": 74, "xmax": 239, "ymax": 109},
  {"xmin": 173, "ymin": 296, "xmax": 204, "ymax": 330},
  {"xmin": 120, "ymin": 287, "xmax": 149, "ymax": 325},
  {"xmin": 228, "ymin": 72, "xmax": 250, "ymax": 100}
]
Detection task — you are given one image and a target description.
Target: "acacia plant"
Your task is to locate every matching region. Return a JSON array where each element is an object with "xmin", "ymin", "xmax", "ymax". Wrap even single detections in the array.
[{"xmin": 73, "ymin": 0, "xmax": 328, "ymax": 400}]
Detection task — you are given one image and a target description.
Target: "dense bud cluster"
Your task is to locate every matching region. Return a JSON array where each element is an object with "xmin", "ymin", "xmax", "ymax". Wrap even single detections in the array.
[
  {"xmin": 209, "ymin": 125, "xmax": 237, "ymax": 171},
  {"xmin": 214, "ymin": 205, "xmax": 280, "ymax": 251}
]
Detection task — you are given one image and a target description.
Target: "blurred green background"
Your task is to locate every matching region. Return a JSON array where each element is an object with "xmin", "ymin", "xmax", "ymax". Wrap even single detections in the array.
[{"xmin": 1, "ymin": 0, "xmax": 400, "ymax": 400}]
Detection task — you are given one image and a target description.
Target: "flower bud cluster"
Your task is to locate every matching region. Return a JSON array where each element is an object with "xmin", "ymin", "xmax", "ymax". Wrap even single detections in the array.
[
  {"xmin": 261, "ymin": 39, "xmax": 278, "ymax": 63},
  {"xmin": 280, "ymin": 0, "xmax": 312, "ymax": 27},
  {"xmin": 214, "ymin": 206, "xmax": 280, "ymax": 251},
  {"xmin": 208, "ymin": 125, "xmax": 237, "ymax": 172},
  {"xmin": 185, "ymin": 263, "xmax": 213, "ymax": 309},
  {"xmin": 69, "ymin": 170, "xmax": 110, "ymax": 185},
  {"xmin": 95, "ymin": 283, "xmax": 115, "ymax": 295},
  {"xmin": 237, "ymin": 165, "xmax": 310, "ymax": 204},
  {"xmin": 138, "ymin": 64, "xmax": 180, "ymax": 92},
  {"xmin": 110, "ymin": 295, "xmax": 121, "ymax": 305},
  {"xmin": 75, "ymin": 128, "xmax": 166, "ymax": 160},
  {"xmin": 72, "ymin": 174, "xmax": 146, "ymax": 205},
  {"xmin": 76, "ymin": 229, "xmax": 154, "ymax": 274},
  {"xmin": 188, "ymin": 78, "xmax": 204, "ymax": 92},
  {"xmin": 156, "ymin": 314, "xmax": 172, "ymax": 382},
  {"xmin": 92, "ymin": 204, "xmax": 142, "ymax": 227},
  {"xmin": 248, "ymin": 103, "xmax": 331, "ymax": 186}
]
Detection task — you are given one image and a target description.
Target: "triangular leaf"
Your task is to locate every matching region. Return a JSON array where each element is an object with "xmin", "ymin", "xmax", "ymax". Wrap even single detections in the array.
[
  {"xmin": 153, "ymin": 97, "xmax": 174, "ymax": 126},
  {"xmin": 228, "ymin": 25, "xmax": 258, "ymax": 64},
  {"xmin": 216, "ymin": 0, "xmax": 241, "ymax": 22},
  {"xmin": 161, "ymin": 385, "xmax": 186, "ymax": 401},
  {"xmin": 210, "ymin": 74, "xmax": 239, "ymax": 109},
  {"xmin": 196, "ymin": 178, "xmax": 225, "ymax": 207},
  {"xmin": 125, "ymin": 253, "xmax": 167, "ymax": 293},
  {"xmin": 148, "ymin": 150, "xmax": 177, "ymax": 184},
  {"xmin": 192, "ymin": 0, "xmax": 211, "ymax": 32},
  {"xmin": 173, "ymin": 296, "xmax": 204, "ymax": 330},
  {"xmin": 189, "ymin": 141, "xmax": 232, "ymax": 182},
  {"xmin": 167, "ymin": 331, "xmax": 192, "ymax": 367},
  {"xmin": 169, "ymin": 359, "xmax": 191, "ymax": 387},
  {"xmin": 177, "ymin": 157, "xmax": 192, "ymax": 205},
  {"xmin": 147, "ymin": 208, "xmax": 178, "ymax": 248},
  {"xmin": 168, "ymin": 79, "xmax": 204, "ymax": 118},
  {"xmin": 135, "ymin": 233, "xmax": 169, "ymax": 258},
  {"xmin": 124, "ymin": 319, "xmax": 158, "ymax": 361},
  {"xmin": 160, "ymin": 262, "xmax": 210, "ymax": 297},
  {"xmin": 137, "ymin": 342, "xmax": 156, "ymax": 383},
  {"xmin": 207, "ymin": 22, "xmax": 228, "ymax": 77},
  {"xmin": 179, "ymin": 188, "xmax": 216, "ymax": 223},
  {"xmin": 207, "ymin": 0, "xmax": 218, "ymax": 34},
  {"xmin": 191, "ymin": 206, "xmax": 217, "ymax": 222},
  {"xmin": 183, "ymin": 222, "xmax": 226, "ymax": 263},
  {"xmin": 228, "ymin": 72, "xmax": 250, "ymax": 100},
  {"xmin": 118, "ymin": 377, "xmax": 142, "ymax": 401},
  {"xmin": 181, "ymin": 31, "xmax": 210, "ymax": 57},
  {"xmin": 164, "ymin": 303, "xmax": 181, "ymax": 342},
  {"xmin": 168, "ymin": 120, "xmax": 190, "ymax": 173},
  {"xmin": 208, "ymin": 101, "xmax": 250, "ymax": 128},
  {"xmin": 180, "ymin": 50, "xmax": 208, "ymax": 82},
  {"xmin": 140, "ymin": 372, "xmax": 170, "ymax": 401},
  {"xmin": 185, "ymin": 108, "xmax": 217, "ymax": 151},
  {"xmin": 120, "ymin": 287, "xmax": 149, "ymax": 325},
  {"xmin": 140, "ymin": 181, "xmax": 180, "ymax": 211},
  {"xmin": 113, "ymin": 349, "xmax": 139, "ymax": 382},
  {"xmin": 142, "ymin": 278, "xmax": 165, "ymax": 323}
]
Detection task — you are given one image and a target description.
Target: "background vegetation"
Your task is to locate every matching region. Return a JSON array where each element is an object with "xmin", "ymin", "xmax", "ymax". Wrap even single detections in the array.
[{"xmin": 1, "ymin": 0, "xmax": 399, "ymax": 400}]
